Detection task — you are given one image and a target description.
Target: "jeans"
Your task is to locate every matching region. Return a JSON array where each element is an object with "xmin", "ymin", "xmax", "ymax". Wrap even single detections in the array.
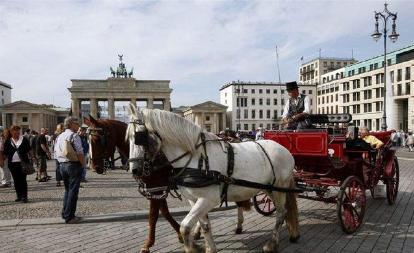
[{"xmin": 60, "ymin": 162, "xmax": 82, "ymax": 222}]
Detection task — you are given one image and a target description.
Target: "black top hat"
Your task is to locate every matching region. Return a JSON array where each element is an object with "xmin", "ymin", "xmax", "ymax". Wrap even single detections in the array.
[{"xmin": 286, "ymin": 81, "xmax": 299, "ymax": 91}]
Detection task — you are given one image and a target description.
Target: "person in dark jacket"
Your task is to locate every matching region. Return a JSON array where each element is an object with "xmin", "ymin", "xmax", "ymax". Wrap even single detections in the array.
[{"xmin": 3, "ymin": 125, "xmax": 31, "ymax": 203}]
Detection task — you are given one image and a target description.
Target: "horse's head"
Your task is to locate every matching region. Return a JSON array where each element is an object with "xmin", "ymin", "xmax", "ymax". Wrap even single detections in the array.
[
  {"xmin": 126, "ymin": 103, "xmax": 162, "ymax": 178},
  {"xmin": 84, "ymin": 115, "xmax": 115, "ymax": 174}
]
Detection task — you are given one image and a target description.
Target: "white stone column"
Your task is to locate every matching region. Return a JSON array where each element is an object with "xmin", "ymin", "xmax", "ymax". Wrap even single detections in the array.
[
  {"xmin": 108, "ymin": 98, "xmax": 115, "ymax": 119},
  {"xmin": 2, "ymin": 113, "xmax": 6, "ymax": 127},
  {"xmin": 201, "ymin": 112, "xmax": 205, "ymax": 129},
  {"xmin": 214, "ymin": 113, "xmax": 219, "ymax": 134},
  {"xmin": 90, "ymin": 98, "xmax": 98, "ymax": 119},
  {"xmin": 221, "ymin": 113, "xmax": 226, "ymax": 131},
  {"xmin": 163, "ymin": 98, "xmax": 171, "ymax": 111},
  {"xmin": 28, "ymin": 113, "xmax": 33, "ymax": 130},
  {"xmin": 147, "ymin": 98, "xmax": 154, "ymax": 109},
  {"xmin": 130, "ymin": 98, "xmax": 136, "ymax": 108},
  {"xmin": 12, "ymin": 113, "xmax": 17, "ymax": 125},
  {"xmin": 72, "ymin": 98, "xmax": 80, "ymax": 118}
]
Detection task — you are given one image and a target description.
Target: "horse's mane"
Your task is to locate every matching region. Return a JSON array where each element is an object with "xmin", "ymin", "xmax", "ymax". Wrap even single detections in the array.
[{"xmin": 127, "ymin": 109, "xmax": 218, "ymax": 153}]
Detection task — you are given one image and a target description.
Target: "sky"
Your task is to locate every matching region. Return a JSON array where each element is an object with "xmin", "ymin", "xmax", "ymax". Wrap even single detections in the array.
[{"xmin": 0, "ymin": 0, "xmax": 413, "ymax": 108}]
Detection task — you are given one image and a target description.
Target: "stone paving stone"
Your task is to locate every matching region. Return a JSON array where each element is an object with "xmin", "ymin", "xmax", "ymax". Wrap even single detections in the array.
[{"xmin": 0, "ymin": 159, "xmax": 412, "ymax": 252}]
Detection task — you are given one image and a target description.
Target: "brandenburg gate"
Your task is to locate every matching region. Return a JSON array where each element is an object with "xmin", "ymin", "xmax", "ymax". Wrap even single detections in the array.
[{"xmin": 68, "ymin": 55, "xmax": 172, "ymax": 119}]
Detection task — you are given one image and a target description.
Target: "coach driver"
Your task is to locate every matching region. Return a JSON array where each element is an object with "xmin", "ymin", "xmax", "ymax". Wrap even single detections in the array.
[{"xmin": 281, "ymin": 81, "xmax": 311, "ymax": 130}]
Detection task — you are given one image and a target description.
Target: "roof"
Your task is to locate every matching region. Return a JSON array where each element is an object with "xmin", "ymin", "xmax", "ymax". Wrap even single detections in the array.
[
  {"xmin": 0, "ymin": 100, "xmax": 66, "ymax": 113},
  {"xmin": 184, "ymin": 101, "xmax": 227, "ymax": 113},
  {"xmin": 220, "ymin": 80, "xmax": 316, "ymax": 91},
  {"xmin": 302, "ymin": 57, "xmax": 355, "ymax": 66},
  {"xmin": 0, "ymin": 81, "xmax": 12, "ymax": 89}
]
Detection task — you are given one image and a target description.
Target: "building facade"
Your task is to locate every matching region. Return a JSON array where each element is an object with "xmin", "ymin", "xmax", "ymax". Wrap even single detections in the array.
[
  {"xmin": 0, "ymin": 101, "xmax": 70, "ymax": 132},
  {"xmin": 69, "ymin": 57, "xmax": 172, "ymax": 120},
  {"xmin": 0, "ymin": 81, "xmax": 12, "ymax": 106},
  {"xmin": 219, "ymin": 81, "xmax": 316, "ymax": 131},
  {"xmin": 183, "ymin": 101, "xmax": 227, "ymax": 133},
  {"xmin": 299, "ymin": 57, "xmax": 355, "ymax": 85},
  {"xmin": 317, "ymin": 44, "xmax": 414, "ymax": 131}
]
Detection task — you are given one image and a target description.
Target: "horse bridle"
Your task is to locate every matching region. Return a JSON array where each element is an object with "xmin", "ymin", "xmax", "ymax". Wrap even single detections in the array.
[{"xmin": 87, "ymin": 126, "xmax": 112, "ymax": 170}]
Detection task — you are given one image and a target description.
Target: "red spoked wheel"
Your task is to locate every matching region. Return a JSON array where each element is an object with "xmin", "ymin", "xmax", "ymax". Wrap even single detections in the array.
[
  {"xmin": 253, "ymin": 191, "xmax": 276, "ymax": 216},
  {"xmin": 386, "ymin": 157, "xmax": 399, "ymax": 205},
  {"xmin": 337, "ymin": 176, "xmax": 366, "ymax": 234}
]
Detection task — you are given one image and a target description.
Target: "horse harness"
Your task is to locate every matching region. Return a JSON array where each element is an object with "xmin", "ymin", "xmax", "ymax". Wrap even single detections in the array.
[{"xmin": 130, "ymin": 123, "xmax": 302, "ymax": 202}]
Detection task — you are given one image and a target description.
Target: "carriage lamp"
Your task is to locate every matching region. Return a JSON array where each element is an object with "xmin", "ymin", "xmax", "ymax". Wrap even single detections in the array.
[{"xmin": 371, "ymin": 3, "xmax": 399, "ymax": 131}]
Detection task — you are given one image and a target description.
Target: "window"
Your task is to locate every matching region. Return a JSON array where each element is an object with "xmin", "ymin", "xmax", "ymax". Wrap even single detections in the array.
[
  {"xmin": 281, "ymin": 99, "xmax": 285, "ymax": 105},
  {"xmin": 266, "ymin": 99, "xmax": 270, "ymax": 105},
  {"xmin": 206, "ymin": 115, "xmax": 210, "ymax": 121},
  {"xmin": 252, "ymin": 124, "xmax": 256, "ymax": 131},
  {"xmin": 235, "ymin": 89, "xmax": 240, "ymax": 94},
  {"xmin": 406, "ymin": 83, "xmax": 411, "ymax": 95},
  {"xmin": 397, "ymin": 69, "xmax": 402, "ymax": 82},
  {"xmin": 273, "ymin": 89, "xmax": 277, "ymax": 94},
  {"xmin": 273, "ymin": 110, "xmax": 278, "ymax": 119},
  {"xmin": 236, "ymin": 124, "xmax": 241, "ymax": 130},
  {"xmin": 266, "ymin": 124, "xmax": 271, "ymax": 130},
  {"xmin": 405, "ymin": 67, "xmax": 411, "ymax": 80},
  {"xmin": 251, "ymin": 89, "xmax": 255, "ymax": 94},
  {"xmin": 22, "ymin": 116, "xmax": 28, "ymax": 122},
  {"xmin": 236, "ymin": 109, "xmax": 240, "ymax": 119},
  {"xmin": 273, "ymin": 99, "xmax": 277, "ymax": 105},
  {"xmin": 390, "ymin": 71, "xmax": 394, "ymax": 83},
  {"xmin": 252, "ymin": 110, "xmax": 256, "ymax": 119},
  {"xmin": 309, "ymin": 90, "xmax": 312, "ymax": 94},
  {"xmin": 244, "ymin": 124, "xmax": 248, "ymax": 130},
  {"xmin": 266, "ymin": 89, "xmax": 270, "ymax": 94},
  {"xmin": 251, "ymin": 98, "xmax": 255, "ymax": 105},
  {"xmin": 244, "ymin": 109, "xmax": 248, "ymax": 119},
  {"xmin": 281, "ymin": 90, "xmax": 285, "ymax": 94},
  {"xmin": 1, "ymin": 91, "xmax": 3, "ymax": 96},
  {"xmin": 259, "ymin": 89, "xmax": 263, "ymax": 94},
  {"xmin": 302, "ymin": 90, "xmax": 306, "ymax": 94},
  {"xmin": 266, "ymin": 110, "xmax": 271, "ymax": 119},
  {"xmin": 259, "ymin": 99, "xmax": 263, "ymax": 105},
  {"xmin": 259, "ymin": 110, "xmax": 263, "ymax": 119}
]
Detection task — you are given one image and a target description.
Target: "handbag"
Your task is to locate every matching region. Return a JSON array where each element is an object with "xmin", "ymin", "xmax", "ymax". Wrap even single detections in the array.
[
  {"xmin": 62, "ymin": 133, "xmax": 79, "ymax": 162},
  {"xmin": 11, "ymin": 141, "xmax": 35, "ymax": 175}
]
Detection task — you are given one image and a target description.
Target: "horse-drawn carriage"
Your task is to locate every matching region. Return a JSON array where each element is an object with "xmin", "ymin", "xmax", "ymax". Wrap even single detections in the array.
[{"xmin": 253, "ymin": 114, "xmax": 399, "ymax": 233}]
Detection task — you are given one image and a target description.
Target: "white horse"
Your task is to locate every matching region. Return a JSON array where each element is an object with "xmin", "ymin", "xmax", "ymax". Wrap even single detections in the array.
[{"xmin": 126, "ymin": 105, "xmax": 299, "ymax": 253}]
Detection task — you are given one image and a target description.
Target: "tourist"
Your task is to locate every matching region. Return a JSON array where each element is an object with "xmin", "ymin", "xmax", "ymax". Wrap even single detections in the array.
[
  {"xmin": 3, "ymin": 125, "xmax": 31, "ymax": 203},
  {"xmin": 0, "ymin": 127, "xmax": 12, "ymax": 188},
  {"xmin": 359, "ymin": 126, "xmax": 384, "ymax": 149},
  {"xmin": 36, "ymin": 128, "xmax": 51, "ymax": 182},
  {"xmin": 23, "ymin": 129, "xmax": 31, "ymax": 141},
  {"xmin": 55, "ymin": 116, "xmax": 85, "ymax": 224},
  {"xmin": 407, "ymin": 132, "xmax": 414, "ymax": 152},
  {"xmin": 54, "ymin": 123, "xmax": 64, "ymax": 187},
  {"xmin": 255, "ymin": 127, "xmax": 264, "ymax": 141}
]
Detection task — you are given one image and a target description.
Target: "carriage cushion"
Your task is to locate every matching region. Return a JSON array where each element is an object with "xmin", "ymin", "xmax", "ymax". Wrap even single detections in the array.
[{"xmin": 174, "ymin": 168, "xmax": 220, "ymax": 188}]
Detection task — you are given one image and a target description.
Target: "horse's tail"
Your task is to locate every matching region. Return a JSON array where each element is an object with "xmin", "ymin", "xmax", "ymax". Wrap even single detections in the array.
[
  {"xmin": 285, "ymin": 177, "xmax": 300, "ymax": 242},
  {"xmin": 236, "ymin": 200, "xmax": 251, "ymax": 211}
]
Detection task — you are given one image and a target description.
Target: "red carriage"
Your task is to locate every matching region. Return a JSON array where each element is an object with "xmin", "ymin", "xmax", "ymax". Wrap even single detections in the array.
[{"xmin": 253, "ymin": 114, "xmax": 399, "ymax": 233}]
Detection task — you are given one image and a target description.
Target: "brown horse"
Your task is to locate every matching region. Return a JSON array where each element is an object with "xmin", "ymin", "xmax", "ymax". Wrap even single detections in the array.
[{"xmin": 84, "ymin": 116, "xmax": 183, "ymax": 253}]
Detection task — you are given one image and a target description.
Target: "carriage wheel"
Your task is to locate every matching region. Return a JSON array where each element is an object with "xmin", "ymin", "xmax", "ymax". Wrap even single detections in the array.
[
  {"xmin": 337, "ymin": 176, "xmax": 366, "ymax": 234},
  {"xmin": 253, "ymin": 191, "xmax": 276, "ymax": 216},
  {"xmin": 386, "ymin": 157, "xmax": 399, "ymax": 205}
]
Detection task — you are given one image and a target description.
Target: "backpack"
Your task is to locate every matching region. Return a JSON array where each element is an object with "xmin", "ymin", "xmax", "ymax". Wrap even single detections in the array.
[{"xmin": 62, "ymin": 133, "xmax": 79, "ymax": 162}]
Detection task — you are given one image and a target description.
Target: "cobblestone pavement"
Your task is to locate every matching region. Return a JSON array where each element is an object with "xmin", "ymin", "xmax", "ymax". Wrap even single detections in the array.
[
  {"xmin": 0, "ymin": 160, "xmax": 184, "ymax": 219},
  {"xmin": 0, "ymin": 158, "xmax": 413, "ymax": 252}
]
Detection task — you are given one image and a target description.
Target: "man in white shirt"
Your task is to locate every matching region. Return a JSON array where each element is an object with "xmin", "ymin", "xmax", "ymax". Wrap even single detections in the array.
[
  {"xmin": 55, "ymin": 116, "xmax": 86, "ymax": 224},
  {"xmin": 282, "ymin": 81, "xmax": 311, "ymax": 130}
]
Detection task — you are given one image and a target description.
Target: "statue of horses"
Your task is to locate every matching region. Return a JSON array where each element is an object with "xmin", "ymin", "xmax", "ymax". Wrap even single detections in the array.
[
  {"xmin": 126, "ymin": 105, "xmax": 300, "ymax": 253},
  {"xmin": 83, "ymin": 116, "xmax": 182, "ymax": 253}
]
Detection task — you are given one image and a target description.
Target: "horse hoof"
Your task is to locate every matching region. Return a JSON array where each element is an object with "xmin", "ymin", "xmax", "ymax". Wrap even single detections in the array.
[
  {"xmin": 262, "ymin": 241, "xmax": 279, "ymax": 253},
  {"xmin": 235, "ymin": 227, "xmax": 243, "ymax": 234},
  {"xmin": 140, "ymin": 248, "xmax": 150, "ymax": 253},
  {"xmin": 289, "ymin": 235, "xmax": 300, "ymax": 243},
  {"xmin": 193, "ymin": 231, "xmax": 201, "ymax": 240}
]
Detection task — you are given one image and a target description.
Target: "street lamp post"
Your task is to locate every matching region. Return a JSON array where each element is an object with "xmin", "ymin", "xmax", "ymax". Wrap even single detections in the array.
[{"xmin": 371, "ymin": 3, "xmax": 399, "ymax": 131}]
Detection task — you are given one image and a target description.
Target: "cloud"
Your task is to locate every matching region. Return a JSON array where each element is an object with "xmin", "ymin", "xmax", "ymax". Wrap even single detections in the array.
[{"xmin": 0, "ymin": 0, "xmax": 412, "ymax": 107}]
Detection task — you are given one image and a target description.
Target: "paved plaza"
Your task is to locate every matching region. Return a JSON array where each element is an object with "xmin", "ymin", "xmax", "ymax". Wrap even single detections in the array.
[{"xmin": 0, "ymin": 152, "xmax": 413, "ymax": 252}]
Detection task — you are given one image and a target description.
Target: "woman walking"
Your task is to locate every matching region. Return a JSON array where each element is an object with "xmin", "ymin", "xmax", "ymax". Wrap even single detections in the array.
[{"xmin": 3, "ymin": 125, "xmax": 31, "ymax": 203}]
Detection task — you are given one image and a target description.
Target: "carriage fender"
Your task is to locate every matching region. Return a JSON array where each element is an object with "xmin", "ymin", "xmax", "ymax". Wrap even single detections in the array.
[{"xmin": 383, "ymin": 150, "xmax": 396, "ymax": 178}]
